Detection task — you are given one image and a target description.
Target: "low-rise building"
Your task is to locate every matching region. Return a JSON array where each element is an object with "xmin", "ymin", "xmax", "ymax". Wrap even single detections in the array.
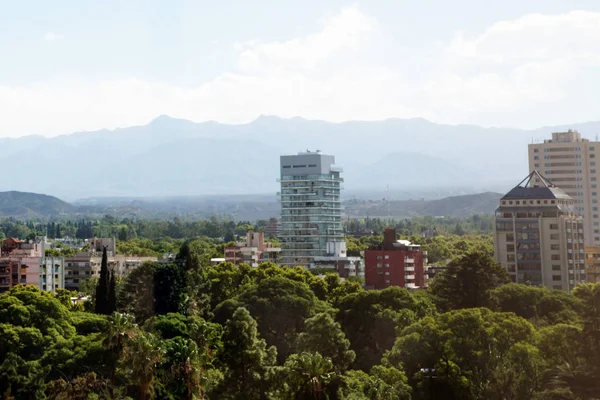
[
  {"xmin": 64, "ymin": 253, "xmax": 158, "ymax": 291},
  {"xmin": 364, "ymin": 228, "xmax": 427, "ymax": 289},
  {"xmin": 224, "ymin": 232, "xmax": 281, "ymax": 267},
  {"xmin": 0, "ymin": 238, "xmax": 64, "ymax": 293}
]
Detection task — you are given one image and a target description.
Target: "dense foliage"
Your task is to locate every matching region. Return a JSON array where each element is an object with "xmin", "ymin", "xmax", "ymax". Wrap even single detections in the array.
[{"xmin": 1, "ymin": 231, "xmax": 599, "ymax": 399}]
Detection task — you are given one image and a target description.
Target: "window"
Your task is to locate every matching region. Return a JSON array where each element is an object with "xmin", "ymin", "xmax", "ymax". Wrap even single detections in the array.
[
  {"xmin": 553, "ymin": 285, "xmax": 562, "ymax": 289},
  {"xmin": 534, "ymin": 156, "xmax": 539, "ymax": 160},
  {"xmin": 593, "ymin": 185, "xmax": 598, "ymax": 189},
  {"xmin": 506, "ymin": 233, "xmax": 514, "ymax": 242},
  {"xmin": 377, "ymin": 263, "xmax": 382, "ymax": 268},
  {"xmin": 594, "ymin": 177, "xmax": 598, "ymax": 182},
  {"xmin": 377, "ymin": 256, "xmax": 382, "ymax": 260},
  {"xmin": 592, "ymin": 162, "xmax": 597, "ymax": 166},
  {"xmin": 507, "ymin": 244, "xmax": 515, "ymax": 252},
  {"xmin": 552, "ymin": 265, "xmax": 561, "ymax": 271},
  {"xmin": 507, "ymin": 254, "xmax": 515, "ymax": 262},
  {"xmin": 384, "ymin": 263, "xmax": 389, "ymax": 267},
  {"xmin": 385, "ymin": 272, "xmax": 390, "ymax": 275},
  {"xmin": 592, "ymin": 146, "xmax": 596, "ymax": 151},
  {"xmin": 551, "ymin": 254, "xmax": 560, "ymax": 260},
  {"xmin": 594, "ymin": 193, "xmax": 598, "ymax": 196},
  {"xmin": 384, "ymin": 255, "xmax": 389, "ymax": 259},
  {"xmin": 550, "ymin": 234, "xmax": 559, "ymax": 240},
  {"xmin": 593, "ymin": 169, "xmax": 597, "ymax": 174},
  {"xmin": 551, "ymin": 244, "xmax": 560, "ymax": 250},
  {"xmin": 550, "ymin": 224, "xmax": 558, "ymax": 230},
  {"xmin": 535, "ymin": 163, "xmax": 539, "ymax": 168},
  {"xmin": 282, "ymin": 165, "xmax": 291, "ymax": 169},
  {"xmin": 307, "ymin": 164, "xmax": 317, "ymax": 167},
  {"xmin": 552, "ymin": 275, "xmax": 561, "ymax": 281},
  {"xmin": 534, "ymin": 148, "xmax": 539, "ymax": 152}
]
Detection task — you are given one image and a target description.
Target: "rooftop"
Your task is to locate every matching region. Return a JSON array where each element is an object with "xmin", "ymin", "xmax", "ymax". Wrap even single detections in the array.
[{"xmin": 501, "ymin": 170, "xmax": 572, "ymax": 201}]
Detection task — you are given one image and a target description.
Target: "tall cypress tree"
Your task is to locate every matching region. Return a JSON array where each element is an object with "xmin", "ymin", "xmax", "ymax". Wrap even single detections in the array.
[
  {"xmin": 95, "ymin": 246, "xmax": 109, "ymax": 314},
  {"xmin": 107, "ymin": 269, "xmax": 117, "ymax": 314}
]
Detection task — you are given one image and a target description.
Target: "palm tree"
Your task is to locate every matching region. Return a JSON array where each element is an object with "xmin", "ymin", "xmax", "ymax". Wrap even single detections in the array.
[
  {"xmin": 104, "ymin": 312, "xmax": 136, "ymax": 384},
  {"xmin": 163, "ymin": 337, "xmax": 205, "ymax": 400},
  {"xmin": 283, "ymin": 352, "xmax": 336, "ymax": 400},
  {"xmin": 120, "ymin": 331, "xmax": 163, "ymax": 400}
]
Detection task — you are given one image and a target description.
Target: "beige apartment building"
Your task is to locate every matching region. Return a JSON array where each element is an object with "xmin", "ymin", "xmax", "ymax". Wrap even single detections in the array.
[
  {"xmin": 65, "ymin": 254, "xmax": 157, "ymax": 291},
  {"xmin": 528, "ymin": 130, "xmax": 600, "ymax": 246},
  {"xmin": 494, "ymin": 171, "xmax": 585, "ymax": 292}
]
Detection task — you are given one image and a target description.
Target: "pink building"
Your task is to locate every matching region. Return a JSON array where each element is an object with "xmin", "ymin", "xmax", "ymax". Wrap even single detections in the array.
[{"xmin": 224, "ymin": 232, "xmax": 281, "ymax": 267}]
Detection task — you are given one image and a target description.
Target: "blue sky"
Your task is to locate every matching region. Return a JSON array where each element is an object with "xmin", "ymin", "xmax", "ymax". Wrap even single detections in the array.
[{"xmin": 2, "ymin": 0, "xmax": 600, "ymax": 137}]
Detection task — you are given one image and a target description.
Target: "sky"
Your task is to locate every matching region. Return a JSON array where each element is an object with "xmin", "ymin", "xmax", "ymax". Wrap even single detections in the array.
[{"xmin": 2, "ymin": 0, "xmax": 600, "ymax": 137}]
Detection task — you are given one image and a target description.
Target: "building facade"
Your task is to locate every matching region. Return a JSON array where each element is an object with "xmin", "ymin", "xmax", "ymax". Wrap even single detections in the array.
[
  {"xmin": 528, "ymin": 130, "xmax": 600, "ymax": 246},
  {"xmin": 585, "ymin": 246, "xmax": 600, "ymax": 283},
  {"xmin": 494, "ymin": 171, "xmax": 585, "ymax": 291},
  {"xmin": 364, "ymin": 228, "xmax": 427, "ymax": 289},
  {"xmin": 278, "ymin": 151, "xmax": 345, "ymax": 267},
  {"xmin": 0, "ymin": 238, "xmax": 64, "ymax": 293},
  {"xmin": 64, "ymin": 253, "xmax": 157, "ymax": 291},
  {"xmin": 224, "ymin": 231, "xmax": 281, "ymax": 267}
]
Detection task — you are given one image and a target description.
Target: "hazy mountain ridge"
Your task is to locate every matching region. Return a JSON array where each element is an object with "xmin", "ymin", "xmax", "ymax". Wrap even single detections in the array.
[
  {"xmin": 0, "ymin": 191, "xmax": 77, "ymax": 219},
  {"xmin": 345, "ymin": 192, "xmax": 503, "ymax": 218},
  {"xmin": 1, "ymin": 115, "xmax": 599, "ymax": 199}
]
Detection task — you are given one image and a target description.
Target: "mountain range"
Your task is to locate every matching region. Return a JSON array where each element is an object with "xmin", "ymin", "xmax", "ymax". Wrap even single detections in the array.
[
  {"xmin": 0, "ymin": 190, "xmax": 501, "ymax": 221},
  {"xmin": 2, "ymin": 115, "xmax": 600, "ymax": 200},
  {"xmin": 0, "ymin": 191, "xmax": 76, "ymax": 219}
]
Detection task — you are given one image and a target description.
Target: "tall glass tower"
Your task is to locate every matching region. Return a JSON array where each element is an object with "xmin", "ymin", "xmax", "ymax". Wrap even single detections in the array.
[{"xmin": 278, "ymin": 151, "xmax": 345, "ymax": 267}]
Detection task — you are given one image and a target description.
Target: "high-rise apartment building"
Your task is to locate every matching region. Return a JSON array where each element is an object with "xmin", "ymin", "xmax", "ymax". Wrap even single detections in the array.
[
  {"xmin": 529, "ymin": 130, "xmax": 600, "ymax": 245},
  {"xmin": 278, "ymin": 151, "xmax": 345, "ymax": 267},
  {"xmin": 494, "ymin": 171, "xmax": 585, "ymax": 292}
]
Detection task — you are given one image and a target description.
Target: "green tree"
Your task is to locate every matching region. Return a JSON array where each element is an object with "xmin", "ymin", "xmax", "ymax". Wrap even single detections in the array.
[
  {"xmin": 117, "ymin": 262, "xmax": 155, "ymax": 323},
  {"xmin": 95, "ymin": 246, "xmax": 110, "ymax": 314},
  {"xmin": 277, "ymin": 352, "xmax": 336, "ymax": 400},
  {"xmin": 236, "ymin": 276, "xmax": 320, "ymax": 363},
  {"xmin": 215, "ymin": 307, "xmax": 276, "ymax": 399},
  {"xmin": 296, "ymin": 312, "xmax": 355, "ymax": 373},
  {"xmin": 335, "ymin": 286, "xmax": 428, "ymax": 371},
  {"xmin": 153, "ymin": 263, "xmax": 187, "ymax": 316},
  {"xmin": 119, "ymin": 330, "xmax": 163, "ymax": 400},
  {"xmin": 108, "ymin": 270, "xmax": 117, "ymax": 314},
  {"xmin": 430, "ymin": 250, "xmax": 508, "ymax": 310},
  {"xmin": 385, "ymin": 307, "xmax": 539, "ymax": 400}
]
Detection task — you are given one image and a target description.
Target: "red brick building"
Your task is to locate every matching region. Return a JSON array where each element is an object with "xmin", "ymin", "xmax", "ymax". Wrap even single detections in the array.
[{"xmin": 364, "ymin": 228, "xmax": 427, "ymax": 289}]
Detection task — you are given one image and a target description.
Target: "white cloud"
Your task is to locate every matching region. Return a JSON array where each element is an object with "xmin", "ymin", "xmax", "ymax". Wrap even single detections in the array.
[
  {"xmin": 43, "ymin": 32, "xmax": 65, "ymax": 42},
  {"xmin": 235, "ymin": 6, "xmax": 377, "ymax": 72},
  {"xmin": 3, "ymin": 8, "xmax": 600, "ymax": 137},
  {"xmin": 432, "ymin": 11, "xmax": 600, "ymax": 118}
]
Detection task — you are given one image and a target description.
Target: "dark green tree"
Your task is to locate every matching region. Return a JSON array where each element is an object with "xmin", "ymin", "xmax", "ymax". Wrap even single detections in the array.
[
  {"xmin": 296, "ymin": 312, "xmax": 355, "ymax": 373},
  {"xmin": 430, "ymin": 250, "xmax": 508, "ymax": 310},
  {"xmin": 107, "ymin": 269, "xmax": 117, "ymax": 314},
  {"xmin": 214, "ymin": 307, "xmax": 276, "ymax": 399},
  {"xmin": 153, "ymin": 263, "xmax": 187, "ymax": 315},
  {"xmin": 95, "ymin": 246, "xmax": 110, "ymax": 315}
]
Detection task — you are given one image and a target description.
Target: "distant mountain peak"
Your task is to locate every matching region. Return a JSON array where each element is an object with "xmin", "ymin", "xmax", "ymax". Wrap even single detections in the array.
[{"xmin": 149, "ymin": 114, "xmax": 193, "ymax": 126}]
